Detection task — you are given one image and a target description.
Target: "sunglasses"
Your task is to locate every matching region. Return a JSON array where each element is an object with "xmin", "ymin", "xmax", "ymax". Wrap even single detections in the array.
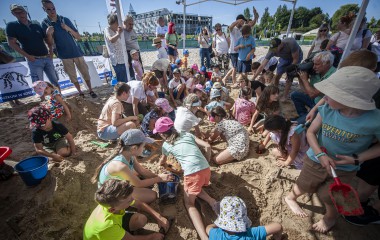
[
  {"xmin": 319, "ymin": 29, "xmax": 327, "ymax": 32},
  {"xmin": 46, "ymin": 8, "xmax": 56, "ymax": 11}
]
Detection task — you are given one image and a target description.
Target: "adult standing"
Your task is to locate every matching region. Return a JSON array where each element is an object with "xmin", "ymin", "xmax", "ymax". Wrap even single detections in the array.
[
  {"xmin": 369, "ymin": 29, "xmax": 380, "ymax": 73},
  {"xmin": 6, "ymin": 4, "xmax": 60, "ymax": 90},
  {"xmin": 104, "ymin": 14, "xmax": 127, "ymax": 83},
  {"xmin": 252, "ymin": 37, "xmax": 302, "ymax": 101},
  {"xmin": 165, "ymin": 22, "xmax": 178, "ymax": 63},
  {"xmin": 306, "ymin": 23, "xmax": 330, "ymax": 59},
  {"xmin": 123, "ymin": 15, "xmax": 143, "ymax": 80},
  {"xmin": 156, "ymin": 16, "xmax": 168, "ymax": 50},
  {"xmin": 198, "ymin": 26, "xmax": 211, "ymax": 69},
  {"xmin": 41, "ymin": 0, "xmax": 97, "ymax": 98},
  {"xmin": 212, "ymin": 23, "xmax": 230, "ymax": 73}
]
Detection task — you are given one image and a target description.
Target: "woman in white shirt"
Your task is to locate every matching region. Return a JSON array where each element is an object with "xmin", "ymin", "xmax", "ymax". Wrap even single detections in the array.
[
  {"xmin": 306, "ymin": 23, "xmax": 330, "ymax": 58},
  {"xmin": 198, "ymin": 27, "xmax": 211, "ymax": 69},
  {"xmin": 212, "ymin": 23, "xmax": 230, "ymax": 73},
  {"xmin": 104, "ymin": 14, "xmax": 127, "ymax": 82}
]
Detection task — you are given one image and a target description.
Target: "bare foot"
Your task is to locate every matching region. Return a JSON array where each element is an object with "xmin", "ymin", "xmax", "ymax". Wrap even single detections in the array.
[
  {"xmin": 285, "ymin": 196, "xmax": 308, "ymax": 217},
  {"xmin": 312, "ymin": 217, "xmax": 336, "ymax": 233}
]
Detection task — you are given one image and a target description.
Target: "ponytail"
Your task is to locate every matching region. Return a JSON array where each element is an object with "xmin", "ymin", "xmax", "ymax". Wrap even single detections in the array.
[{"xmin": 162, "ymin": 127, "xmax": 180, "ymax": 145}]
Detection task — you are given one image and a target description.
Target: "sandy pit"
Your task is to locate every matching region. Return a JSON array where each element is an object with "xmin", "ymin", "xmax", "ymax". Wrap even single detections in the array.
[{"xmin": 1, "ymin": 46, "xmax": 380, "ymax": 240}]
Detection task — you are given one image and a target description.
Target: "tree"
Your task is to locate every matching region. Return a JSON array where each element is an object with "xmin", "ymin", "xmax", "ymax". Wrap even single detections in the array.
[
  {"xmin": 274, "ymin": 4, "xmax": 290, "ymax": 31},
  {"xmin": 243, "ymin": 7, "xmax": 252, "ymax": 21},
  {"xmin": 309, "ymin": 14, "xmax": 327, "ymax": 29},
  {"xmin": 331, "ymin": 4, "xmax": 359, "ymax": 30},
  {"xmin": 260, "ymin": 7, "xmax": 270, "ymax": 26},
  {"xmin": 0, "ymin": 28, "xmax": 6, "ymax": 42},
  {"xmin": 294, "ymin": 6, "xmax": 311, "ymax": 28}
]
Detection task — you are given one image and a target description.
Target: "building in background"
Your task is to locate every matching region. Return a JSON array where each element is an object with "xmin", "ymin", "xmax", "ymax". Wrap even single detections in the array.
[{"xmin": 128, "ymin": 4, "xmax": 212, "ymax": 36}]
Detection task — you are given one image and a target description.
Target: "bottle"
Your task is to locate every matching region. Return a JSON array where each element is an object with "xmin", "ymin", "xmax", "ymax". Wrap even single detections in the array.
[{"xmin": 294, "ymin": 120, "xmax": 311, "ymax": 134}]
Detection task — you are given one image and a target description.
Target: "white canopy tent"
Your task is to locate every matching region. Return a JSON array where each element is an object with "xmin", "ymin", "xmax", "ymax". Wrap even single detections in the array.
[{"xmin": 176, "ymin": 0, "xmax": 297, "ymax": 50}]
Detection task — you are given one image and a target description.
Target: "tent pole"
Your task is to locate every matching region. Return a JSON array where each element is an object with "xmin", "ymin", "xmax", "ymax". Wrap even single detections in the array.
[
  {"xmin": 286, "ymin": 0, "xmax": 297, "ymax": 37},
  {"xmin": 115, "ymin": 0, "xmax": 131, "ymax": 81},
  {"xmin": 183, "ymin": 0, "xmax": 186, "ymax": 51}
]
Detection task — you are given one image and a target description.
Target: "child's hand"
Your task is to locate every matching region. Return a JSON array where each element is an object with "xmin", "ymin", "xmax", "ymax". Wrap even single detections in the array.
[
  {"xmin": 52, "ymin": 153, "xmax": 64, "ymax": 162},
  {"xmin": 334, "ymin": 154, "xmax": 357, "ymax": 165},
  {"xmin": 248, "ymin": 126, "xmax": 256, "ymax": 134},
  {"xmin": 158, "ymin": 173, "xmax": 174, "ymax": 182},
  {"xmin": 157, "ymin": 216, "xmax": 170, "ymax": 233},
  {"xmin": 319, "ymin": 155, "xmax": 336, "ymax": 176},
  {"xmin": 238, "ymin": 44, "xmax": 244, "ymax": 49},
  {"xmin": 258, "ymin": 143, "xmax": 266, "ymax": 151}
]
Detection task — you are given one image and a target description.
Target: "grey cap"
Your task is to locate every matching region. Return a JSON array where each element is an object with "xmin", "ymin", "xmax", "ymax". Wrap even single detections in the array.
[
  {"xmin": 10, "ymin": 4, "xmax": 26, "ymax": 12},
  {"xmin": 120, "ymin": 129, "xmax": 154, "ymax": 146}
]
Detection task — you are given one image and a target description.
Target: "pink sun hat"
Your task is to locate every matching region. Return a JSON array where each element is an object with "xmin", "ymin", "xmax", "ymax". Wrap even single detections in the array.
[
  {"xmin": 155, "ymin": 98, "xmax": 173, "ymax": 113},
  {"xmin": 153, "ymin": 117, "xmax": 174, "ymax": 134},
  {"xmin": 32, "ymin": 81, "xmax": 47, "ymax": 96}
]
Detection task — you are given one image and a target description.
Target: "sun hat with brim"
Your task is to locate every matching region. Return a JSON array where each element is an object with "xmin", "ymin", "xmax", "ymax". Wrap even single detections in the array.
[
  {"xmin": 153, "ymin": 117, "xmax": 174, "ymax": 134},
  {"xmin": 121, "ymin": 129, "xmax": 154, "ymax": 146},
  {"xmin": 199, "ymin": 66, "xmax": 207, "ymax": 74},
  {"xmin": 130, "ymin": 49, "xmax": 138, "ymax": 55},
  {"xmin": 212, "ymin": 82, "xmax": 222, "ymax": 89},
  {"xmin": 10, "ymin": 4, "xmax": 26, "ymax": 12},
  {"xmin": 269, "ymin": 38, "xmax": 281, "ymax": 51},
  {"xmin": 210, "ymin": 88, "xmax": 221, "ymax": 100},
  {"xmin": 173, "ymin": 68, "xmax": 181, "ymax": 74},
  {"xmin": 194, "ymin": 84, "xmax": 205, "ymax": 93},
  {"xmin": 32, "ymin": 81, "xmax": 47, "ymax": 96},
  {"xmin": 152, "ymin": 37, "xmax": 161, "ymax": 46},
  {"xmin": 155, "ymin": 98, "xmax": 173, "ymax": 113},
  {"xmin": 214, "ymin": 196, "xmax": 252, "ymax": 233},
  {"xmin": 314, "ymin": 66, "xmax": 380, "ymax": 110},
  {"xmin": 28, "ymin": 106, "xmax": 51, "ymax": 129}
]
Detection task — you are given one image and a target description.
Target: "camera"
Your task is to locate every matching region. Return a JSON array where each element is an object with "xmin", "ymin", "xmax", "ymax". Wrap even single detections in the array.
[{"xmin": 286, "ymin": 59, "xmax": 315, "ymax": 82}]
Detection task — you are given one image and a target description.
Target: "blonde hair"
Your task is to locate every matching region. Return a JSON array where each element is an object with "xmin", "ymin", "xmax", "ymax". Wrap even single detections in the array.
[
  {"xmin": 142, "ymin": 72, "xmax": 159, "ymax": 86},
  {"xmin": 183, "ymin": 93, "xmax": 200, "ymax": 108},
  {"xmin": 95, "ymin": 179, "xmax": 134, "ymax": 207}
]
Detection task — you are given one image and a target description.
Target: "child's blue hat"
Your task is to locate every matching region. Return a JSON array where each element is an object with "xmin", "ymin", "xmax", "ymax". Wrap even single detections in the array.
[
  {"xmin": 183, "ymin": 49, "xmax": 189, "ymax": 55},
  {"xmin": 175, "ymin": 59, "xmax": 182, "ymax": 64}
]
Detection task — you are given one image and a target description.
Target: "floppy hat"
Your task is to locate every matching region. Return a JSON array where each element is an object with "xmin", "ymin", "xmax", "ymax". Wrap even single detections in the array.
[
  {"xmin": 314, "ymin": 66, "xmax": 380, "ymax": 110},
  {"xmin": 175, "ymin": 58, "xmax": 182, "ymax": 65},
  {"xmin": 28, "ymin": 106, "xmax": 51, "ymax": 129},
  {"xmin": 152, "ymin": 37, "xmax": 161, "ymax": 46},
  {"xmin": 153, "ymin": 117, "xmax": 174, "ymax": 134},
  {"xmin": 191, "ymin": 64, "xmax": 199, "ymax": 72},
  {"xmin": 173, "ymin": 68, "xmax": 181, "ymax": 74},
  {"xmin": 121, "ymin": 129, "xmax": 154, "ymax": 146},
  {"xmin": 210, "ymin": 88, "xmax": 221, "ymax": 100},
  {"xmin": 269, "ymin": 38, "xmax": 281, "ymax": 51},
  {"xmin": 194, "ymin": 84, "xmax": 205, "ymax": 93},
  {"xmin": 10, "ymin": 4, "xmax": 26, "ymax": 12},
  {"xmin": 130, "ymin": 49, "xmax": 138, "ymax": 55},
  {"xmin": 155, "ymin": 98, "xmax": 173, "ymax": 113},
  {"xmin": 32, "ymin": 81, "xmax": 48, "ymax": 96},
  {"xmin": 212, "ymin": 82, "xmax": 222, "ymax": 89},
  {"xmin": 214, "ymin": 196, "xmax": 252, "ymax": 233}
]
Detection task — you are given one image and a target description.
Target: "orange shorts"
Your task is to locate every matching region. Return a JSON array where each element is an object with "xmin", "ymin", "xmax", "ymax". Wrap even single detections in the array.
[{"xmin": 184, "ymin": 168, "xmax": 211, "ymax": 196}]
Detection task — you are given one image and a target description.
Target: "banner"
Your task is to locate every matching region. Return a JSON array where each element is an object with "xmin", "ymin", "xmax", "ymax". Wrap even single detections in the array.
[{"xmin": 0, "ymin": 56, "xmax": 112, "ymax": 103}]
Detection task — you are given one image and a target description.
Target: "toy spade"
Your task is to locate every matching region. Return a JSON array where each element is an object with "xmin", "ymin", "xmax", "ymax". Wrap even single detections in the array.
[
  {"xmin": 294, "ymin": 120, "xmax": 311, "ymax": 134},
  {"xmin": 329, "ymin": 166, "xmax": 364, "ymax": 216}
]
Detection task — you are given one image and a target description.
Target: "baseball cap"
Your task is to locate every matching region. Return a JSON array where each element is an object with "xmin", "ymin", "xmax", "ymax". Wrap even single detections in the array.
[
  {"xmin": 10, "ymin": 4, "xmax": 26, "ymax": 12},
  {"xmin": 175, "ymin": 58, "xmax": 182, "ymax": 64},
  {"xmin": 173, "ymin": 68, "xmax": 181, "ymax": 74},
  {"xmin": 236, "ymin": 14, "xmax": 247, "ymax": 22},
  {"xmin": 183, "ymin": 49, "xmax": 189, "ymax": 55},
  {"xmin": 130, "ymin": 49, "xmax": 138, "ymax": 55},
  {"xmin": 269, "ymin": 38, "xmax": 281, "ymax": 51},
  {"xmin": 155, "ymin": 98, "xmax": 173, "ymax": 113},
  {"xmin": 153, "ymin": 117, "xmax": 174, "ymax": 134},
  {"xmin": 199, "ymin": 66, "xmax": 207, "ymax": 74},
  {"xmin": 120, "ymin": 129, "xmax": 154, "ymax": 146}
]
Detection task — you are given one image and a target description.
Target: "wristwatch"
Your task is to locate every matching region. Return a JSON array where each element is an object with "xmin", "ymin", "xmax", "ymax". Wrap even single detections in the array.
[{"xmin": 352, "ymin": 153, "xmax": 360, "ymax": 166}]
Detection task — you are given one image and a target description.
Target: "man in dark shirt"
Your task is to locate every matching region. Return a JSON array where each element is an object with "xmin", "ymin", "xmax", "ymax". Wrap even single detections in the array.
[{"xmin": 6, "ymin": 4, "xmax": 60, "ymax": 89}]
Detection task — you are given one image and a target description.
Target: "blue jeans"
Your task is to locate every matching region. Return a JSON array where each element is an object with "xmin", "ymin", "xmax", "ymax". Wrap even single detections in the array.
[
  {"xmin": 113, "ymin": 64, "xmax": 128, "ymax": 82},
  {"xmin": 28, "ymin": 57, "xmax": 59, "ymax": 87},
  {"xmin": 290, "ymin": 91, "xmax": 315, "ymax": 124},
  {"xmin": 200, "ymin": 48, "xmax": 211, "ymax": 69}
]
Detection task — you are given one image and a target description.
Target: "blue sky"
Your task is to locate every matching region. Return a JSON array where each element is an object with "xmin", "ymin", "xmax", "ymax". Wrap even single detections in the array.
[{"xmin": 0, "ymin": 0, "xmax": 378, "ymax": 33}]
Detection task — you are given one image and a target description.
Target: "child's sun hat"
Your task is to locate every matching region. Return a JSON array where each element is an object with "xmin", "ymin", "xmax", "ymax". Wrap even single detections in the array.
[
  {"xmin": 210, "ymin": 88, "xmax": 221, "ymax": 100},
  {"xmin": 155, "ymin": 98, "xmax": 174, "ymax": 113},
  {"xmin": 183, "ymin": 49, "xmax": 189, "ymax": 55},
  {"xmin": 27, "ymin": 106, "xmax": 51, "ymax": 128},
  {"xmin": 314, "ymin": 66, "xmax": 380, "ymax": 110},
  {"xmin": 191, "ymin": 64, "xmax": 199, "ymax": 72},
  {"xmin": 153, "ymin": 117, "xmax": 174, "ymax": 134},
  {"xmin": 120, "ymin": 129, "xmax": 154, "ymax": 146},
  {"xmin": 212, "ymin": 82, "xmax": 222, "ymax": 89},
  {"xmin": 32, "ymin": 81, "xmax": 47, "ymax": 96},
  {"xmin": 214, "ymin": 196, "xmax": 252, "ymax": 233}
]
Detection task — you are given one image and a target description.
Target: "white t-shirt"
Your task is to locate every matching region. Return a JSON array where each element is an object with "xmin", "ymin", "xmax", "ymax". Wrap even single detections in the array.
[
  {"xmin": 213, "ymin": 32, "xmax": 229, "ymax": 55},
  {"xmin": 157, "ymin": 46, "xmax": 168, "ymax": 59},
  {"xmin": 229, "ymin": 26, "xmax": 242, "ymax": 54},
  {"xmin": 174, "ymin": 107, "xmax": 200, "ymax": 132},
  {"xmin": 169, "ymin": 78, "xmax": 185, "ymax": 89},
  {"xmin": 330, "ymin": 31, "xmax": 349, "ymax": 50},
  {"xmin": 126, "ymin": 80, "xmax": 146, "ymax": 103},
  {"xmin": 156, "ymin": 25, "xmax": 168, "ymax": 48},
  {"xmin": 104, "ymin": 27, "xmax": 124, "ymax": 65},
  {"xmin": 370, "ymin": 35, "xmax": 380, "ymax": 62},
  {"xmin": 257, "ymin": 56, "xmax": 278, "ymax": 71}
]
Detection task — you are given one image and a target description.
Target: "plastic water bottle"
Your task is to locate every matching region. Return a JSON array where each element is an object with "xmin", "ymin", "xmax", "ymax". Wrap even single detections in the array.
[{"xmin": 111, "ymin": 76, "xmax": 118, "ymax": 86}]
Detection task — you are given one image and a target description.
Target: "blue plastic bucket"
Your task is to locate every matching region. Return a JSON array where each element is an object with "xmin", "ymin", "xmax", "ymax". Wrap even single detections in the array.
[
  {"xmin": 15, "ymin": 156, "xmax": 49, "ymax": 186},
  {"xmin": 158, "ymin": 174, "xmax": 180, "ymax": 202}
]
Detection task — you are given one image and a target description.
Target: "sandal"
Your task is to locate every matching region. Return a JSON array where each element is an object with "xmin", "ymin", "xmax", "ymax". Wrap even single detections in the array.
[{"xmin": 89, "ymin": 91, "xmax": 97, "ymax": 98}]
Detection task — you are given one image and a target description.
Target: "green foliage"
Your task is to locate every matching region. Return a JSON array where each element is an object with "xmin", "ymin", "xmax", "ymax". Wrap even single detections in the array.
[
  {"xmin": 330, "ymin": 4, "xmax": 359, "ymax": 30},
  {"xmin": 260, "ymin": 7, "xmax": 270, "ymax": 26},
  {"xmin": 243, "ymin": 8, "xmax": 252, "ymax": 21},
  {"xmin": 0, "ymin": 28, "xmax": 6, "ymax": 42},
  {"xmin": 309, "ymin": 14, "xmax": 327, "ymax": 29}
]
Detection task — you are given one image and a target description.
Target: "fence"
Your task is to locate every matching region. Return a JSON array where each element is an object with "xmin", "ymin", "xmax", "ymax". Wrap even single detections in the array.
[{"xmin": 1, "ymin": 39, "xmax": 312, "ymax": 62}]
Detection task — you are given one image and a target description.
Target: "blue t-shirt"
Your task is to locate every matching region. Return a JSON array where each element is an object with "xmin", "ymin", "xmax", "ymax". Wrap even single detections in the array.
[
  {"xmin": 209, "ymin": 226, "xmax": 267, "ymax": 240},
  {"xmin": 162, "ymin": 132, "xmax": 209, "ymax": 176},
  {"xmin": 5, "ymin": 21, "xmax": 48, "ymax": 56},
  {"xmin": 235, "ymin": 36, "xmax": 256, "ymax": 61},
  {"xmin": 41, "ymin": 15, "xmax": 83, "ymax": 59},
  {"xmin": 307, "ymin": 104, "xmax": 380, "ymax": 171},
  {"xmin": 205, "ymin": 100, "xmax": 225, "ymax": 112}
]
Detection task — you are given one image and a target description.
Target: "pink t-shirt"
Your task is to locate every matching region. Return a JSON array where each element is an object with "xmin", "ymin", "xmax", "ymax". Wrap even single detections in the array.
[
  {"xmin": 132, "ymin": 60, "xmax": 143, "ymax": 80},
  {"xmin": 234, "ymin": 98, "xmax": 255, "ymax": 125}
]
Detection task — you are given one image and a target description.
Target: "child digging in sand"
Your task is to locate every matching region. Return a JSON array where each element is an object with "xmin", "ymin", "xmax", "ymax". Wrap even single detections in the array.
[
  {"xmin": 207, "ymin": 196, "xmax": 283, "ymax": 240},
  {"xmin": 29, "ymin": 106, "xmax": 76, "ymax": 162},
  {"xmin": 154, "ymin": 117, "xmax": 217, "ymax": 240},
  {"xmin": 83, "ymin": 179, "xmax": 169, "ymax": 240},
  {"xmin": 285, "ymin": 66, "xmax": 380, "ymax": 233}
]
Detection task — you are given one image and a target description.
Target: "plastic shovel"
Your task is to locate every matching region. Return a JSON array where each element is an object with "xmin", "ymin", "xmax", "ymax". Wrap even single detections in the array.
[{"xmin": 329, "ymin": 166, "xmax": 364, "ymax": 216}]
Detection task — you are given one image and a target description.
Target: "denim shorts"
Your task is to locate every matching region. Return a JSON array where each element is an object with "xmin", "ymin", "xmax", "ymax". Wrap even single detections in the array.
[
  {"xmin": 237, "ymin": 60, "xmax": 252, "ymax": 73},
  {"xmin": 28, "ymin": 57, "xmax": 59, "ymax": 87},
  {"xmin": 97, "ymin": 125, "xmax": 119, "ymax": 141},
  {"xmin": 168, "ymin": 45, "xmax": 177, "ymax": 56},
  {"xmin": 229, "ymin": 53, "xmax": 239, "ymax": 68}
]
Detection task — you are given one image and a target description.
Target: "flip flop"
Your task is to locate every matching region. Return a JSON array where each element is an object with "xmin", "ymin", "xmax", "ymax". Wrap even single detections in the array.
[
  {"xmin": 159, "ymin": 217, "xmax": 175, "ymax": 235},
  {"xmin": 89, "ymin": 91, "xmax": 98, "ymax": 98}
]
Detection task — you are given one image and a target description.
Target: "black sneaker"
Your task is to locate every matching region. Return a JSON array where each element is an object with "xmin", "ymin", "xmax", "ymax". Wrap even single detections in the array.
[{"xmin": 344, "ymin": 206, "xmax": 380, "ymax": 226}]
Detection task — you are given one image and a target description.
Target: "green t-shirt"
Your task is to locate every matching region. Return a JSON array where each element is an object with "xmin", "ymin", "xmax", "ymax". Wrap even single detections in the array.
[
  {"xmin": 165, "ymin": 33, "xmax": 178, "ymax": 45},
  {"xmin": 310, "ymin": 66, "xmax": 336, "ymax": 104},
  {"xmin": 83, "ymin": 205, "xmax": 125, "ymax": 240}
]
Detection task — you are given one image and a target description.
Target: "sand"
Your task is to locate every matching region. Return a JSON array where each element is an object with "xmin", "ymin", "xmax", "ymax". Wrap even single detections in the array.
[{"xmin": 1, "ymin": 46, "xmax": 380, "ymax": 240}]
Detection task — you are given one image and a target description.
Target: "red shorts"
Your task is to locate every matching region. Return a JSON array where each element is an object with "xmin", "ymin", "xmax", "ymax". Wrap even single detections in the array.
[{"xmin": 184, "ymin": 168, "xmax": 211, "ymax": 196}]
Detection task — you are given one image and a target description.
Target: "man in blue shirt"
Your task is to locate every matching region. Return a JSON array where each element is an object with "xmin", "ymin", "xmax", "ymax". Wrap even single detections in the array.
[
  {"xmin": 41, "ymin": 0, "xmax": 97, "ymax": 98},
  {"xmin": 6, "ymin": 4, "xmax": 60, "ymax": 90}
]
